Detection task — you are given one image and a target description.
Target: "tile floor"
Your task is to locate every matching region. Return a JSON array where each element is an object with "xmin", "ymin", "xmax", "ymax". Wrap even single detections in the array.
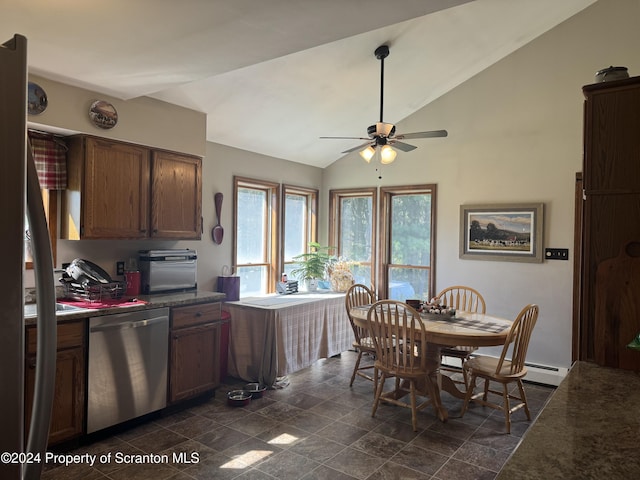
[{"xmin": 42, "ymin": 351, "xmax": 554, "ymax": 480}]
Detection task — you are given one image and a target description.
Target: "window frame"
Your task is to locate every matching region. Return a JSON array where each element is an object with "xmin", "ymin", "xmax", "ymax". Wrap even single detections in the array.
[
  {"xmin": 233, "ymin": 176, "xmax": 280, "ymax": 294},
  {"xmin": 281, "ymin": 184, "xmax": 318, "ymax": 276},
  {"xmin": 25, "ymin": 189, "xmax": 58, "ymax": 270},
  {"xmin": 380, "ymin": 184, "xmax": 437, "ymax": 301},
  {"xmin": 328, "ymin": 187, "xmax": 378, "ymax": 292}
]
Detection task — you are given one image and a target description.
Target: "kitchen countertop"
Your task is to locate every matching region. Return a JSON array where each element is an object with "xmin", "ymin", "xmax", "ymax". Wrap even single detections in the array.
[
  {"xmin": 24, "ymin": 290, "xmax": 226, "ymax": 325},
  {"xmin": 496, "ymin": 360, "xmax": 640, "ymax": 479}
]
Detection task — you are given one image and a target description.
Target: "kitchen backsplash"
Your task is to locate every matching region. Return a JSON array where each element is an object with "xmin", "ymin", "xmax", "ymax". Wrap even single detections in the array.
[{"xmin": 24, "ymin": 286, "xmax": 66, "ymax": 304}]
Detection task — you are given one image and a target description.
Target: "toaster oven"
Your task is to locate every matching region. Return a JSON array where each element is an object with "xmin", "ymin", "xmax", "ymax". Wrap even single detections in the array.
[{"xmin": 138, "ymin": 249, "xmax": 197, "ymax": 294}]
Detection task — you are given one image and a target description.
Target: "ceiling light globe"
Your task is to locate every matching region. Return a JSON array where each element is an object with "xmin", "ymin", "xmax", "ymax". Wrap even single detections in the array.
[
  {"xmin": 359, "ymin": 146, "xmax": 375, "ymax": 163},
  {"xmin": 380, "ymin": 145, "xmax": 397, "ymax": 164}
]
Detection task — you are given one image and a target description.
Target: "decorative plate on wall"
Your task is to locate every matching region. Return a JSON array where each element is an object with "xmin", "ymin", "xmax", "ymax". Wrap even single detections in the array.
[
  {"xmin": 89, "ymin": 100, "xmax": 118, "ymax": 129},
  {"xmin": 27, "ymin": 82, "xmax": 48, "ymax": 115}
]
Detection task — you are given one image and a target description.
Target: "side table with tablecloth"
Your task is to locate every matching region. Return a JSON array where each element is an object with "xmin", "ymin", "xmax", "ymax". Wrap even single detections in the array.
[{"xmin": 226, "ymin": 292, "xmax": 352, "ymax": 387}]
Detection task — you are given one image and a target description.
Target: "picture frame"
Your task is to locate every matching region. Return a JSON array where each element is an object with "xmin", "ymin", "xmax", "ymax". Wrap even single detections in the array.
[{"xmin": 459, "ymin": 203, "xmax": 544, "ymax": 263}]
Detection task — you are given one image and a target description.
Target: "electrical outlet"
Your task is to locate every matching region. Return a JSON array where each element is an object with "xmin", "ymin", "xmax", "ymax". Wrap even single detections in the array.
[
  {"xmin": 116, "ymin": 261, "xmax": 125, "ymax": 275},
  {"xmin": 545, "ymin": 248, "xmax": 569, "ymax": 260}
]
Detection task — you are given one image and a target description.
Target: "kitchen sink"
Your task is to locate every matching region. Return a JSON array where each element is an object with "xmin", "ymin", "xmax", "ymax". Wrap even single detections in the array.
[{"xmin": 24, "ymin": 303, "xmax": 85, "ymax": 317}]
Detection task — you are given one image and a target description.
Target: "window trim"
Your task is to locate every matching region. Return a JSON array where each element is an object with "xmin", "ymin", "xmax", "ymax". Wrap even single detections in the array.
[
  {"xmin": 329, "ymin": 187, "xmax": 378, "ymax": 292},
  {"xmin": 26, "ymin": 189, "xmax": 58, "ymax": 270},
  {"xmin": 233, "ymin": 176, "xmax": 280, "ymax": 293},
  {"xmin": 281, "ymin": 184, "xmax": 318, "ymax": 272},
  {"xmin": 380, "ymin": 184, "xmax": 437, "ymax": 300}
]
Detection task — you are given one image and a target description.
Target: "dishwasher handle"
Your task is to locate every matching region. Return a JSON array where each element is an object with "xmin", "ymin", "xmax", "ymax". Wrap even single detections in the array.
[{"xmin": 90, "ymin": 315, "xmax": 168, "ymax": 333}]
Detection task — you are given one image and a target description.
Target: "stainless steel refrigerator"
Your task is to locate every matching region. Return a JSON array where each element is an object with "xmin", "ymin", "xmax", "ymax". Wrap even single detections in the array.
[{"xmin": 1, "ymin": 34, "xmax": 57, "ymax": 480}]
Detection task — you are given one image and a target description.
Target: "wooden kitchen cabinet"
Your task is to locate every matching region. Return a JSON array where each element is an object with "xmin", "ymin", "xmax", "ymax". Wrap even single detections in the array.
[
  {"xmin": 25, "ymin": 320, "xmax": 85, "ymax": 446},
  {"xmin": 169, "ymin": 302, "xmax": 222, "ymax": 403},
  {"xmin": 151, "ymin": 150, "xmax": 202, "ymax": 239},
  {"xmin": 61, "ymin": 135, "xmax": 202, "ymax": 240},
  {"xmin": 578, "ymin": 77, "xmax": 640, "ymax": 372}
]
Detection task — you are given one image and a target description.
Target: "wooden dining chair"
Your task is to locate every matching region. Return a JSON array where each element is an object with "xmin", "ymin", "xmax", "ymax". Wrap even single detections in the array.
[
  {"xmin": 460, "ymin": 304, "xmax": 539, "ymax": 433},
  {"xmin": 345, "ymin": 284, "xmax": 377, "ymax": 387},
  {"xmin": 434, "ymin": 285, "xmax": 486, "ymax": 387},
  {"xmin": 367, "ymin": 300, "xmax": 443, "ymax": 431}
]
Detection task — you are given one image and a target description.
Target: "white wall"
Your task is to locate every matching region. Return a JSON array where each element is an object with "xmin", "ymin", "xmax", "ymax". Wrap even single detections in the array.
[
  {"xmin": 323, "ymin": 0, "xmax": 640, "ymax": 370},
  {"xmin": 27, "ymin": 75, "xmax": 206, "ymax": 156}
]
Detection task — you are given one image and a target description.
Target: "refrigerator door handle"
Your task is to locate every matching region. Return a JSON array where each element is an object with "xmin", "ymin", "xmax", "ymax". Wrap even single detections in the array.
[{"xmin": 24, "ymin": 142, "xmax": 57, "ymax": 480}]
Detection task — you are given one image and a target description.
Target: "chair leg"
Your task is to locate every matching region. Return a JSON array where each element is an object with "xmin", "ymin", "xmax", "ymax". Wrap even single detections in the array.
[
  {"xmin": 409, "ymin": 380, "xmax": 418, "ymax": 432},
  {"xmin": 517, "ymin": 379, "xmax": 532, "ymax": 420},
  {"xmin": 371, "ymin": 373, "xmax": 386, "ymax": 418},
  {"xmin": 482, "ymin": 378, "xmax": 490, "ymax": 401},
  {"xmin": 460, "ymin": 373, "xmax": 476, "ymax": 417},
  {"xmin": 502, "ymin": 383, "xmax": 511, "ymax": 434},
  {"xmin": 460, "ymin": 357, "xmax": 471, "ymax": 389},
  {"xmin": 350, "ymin": 350, "xmax": 363, "ymax": 386},
  {"xmin": 373, "ymin": 366, "xmax": 378, "ymax": 393}
]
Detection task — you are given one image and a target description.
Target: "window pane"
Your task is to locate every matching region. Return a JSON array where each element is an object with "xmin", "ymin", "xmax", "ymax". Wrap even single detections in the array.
[
  {"xmin": 390, "ymin": 194, "xmax": 431, "ymax": 267},
  {"xmin": 388, "ymin": 266, "xmax": 430, "ymax": 302},
  {"xmin": 237, "ymin": 265, "xmax": 268, "ymax": 297},
  {"xmin": 340, "ymin": 196, "xmax": 372, "ymax": 262},
  {"xmin": 350, "ymin": 263, "xmax": 371, "ymax": 286},
  {"xmin": 237, "ymin": 187, "xmax": 266, "ymax": 263},
  {"xmin": 284, "ymin": 193, "xmax": 306, "ymax": 261}
]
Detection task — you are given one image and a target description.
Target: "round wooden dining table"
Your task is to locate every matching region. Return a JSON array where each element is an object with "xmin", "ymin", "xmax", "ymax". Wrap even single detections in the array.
[{"xmin": 349, "ymin": 305, "xmax": 513, "ymax": 421}]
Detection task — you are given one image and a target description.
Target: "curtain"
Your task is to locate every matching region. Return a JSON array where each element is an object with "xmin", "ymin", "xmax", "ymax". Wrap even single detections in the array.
[{"xmin": 28, "ymin": 130, "xmax": 67, "ymax": 189}]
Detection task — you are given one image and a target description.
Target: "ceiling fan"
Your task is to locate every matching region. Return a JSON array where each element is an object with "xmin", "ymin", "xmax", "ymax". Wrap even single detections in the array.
[{"xmin": 320, "ymin": 44, "xmax": 447, "ymax": 164}]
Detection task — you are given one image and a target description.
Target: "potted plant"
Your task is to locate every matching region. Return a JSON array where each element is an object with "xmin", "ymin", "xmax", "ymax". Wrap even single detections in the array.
[{"xmin": 290, "ymin": 242, "xmax": 335, "ymax": 291}]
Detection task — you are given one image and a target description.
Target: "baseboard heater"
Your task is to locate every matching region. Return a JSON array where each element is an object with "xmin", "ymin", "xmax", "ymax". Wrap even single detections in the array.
[{"xmin": 441, "ymin": 356, "xmax": 568, "ymax": 387}]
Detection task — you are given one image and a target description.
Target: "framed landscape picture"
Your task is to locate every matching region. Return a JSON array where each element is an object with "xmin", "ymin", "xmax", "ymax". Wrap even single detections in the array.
[{"xmin": 459, "ymin": 203, "xmax": 544, "ymax": 263}]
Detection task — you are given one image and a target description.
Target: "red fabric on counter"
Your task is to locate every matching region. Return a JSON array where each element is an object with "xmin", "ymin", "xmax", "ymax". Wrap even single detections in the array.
[{"xmin": 57, "ymin": 298, "xmax": 148, "ymax": 309}]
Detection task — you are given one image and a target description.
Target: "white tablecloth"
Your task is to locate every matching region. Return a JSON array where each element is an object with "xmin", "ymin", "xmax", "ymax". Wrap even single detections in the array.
[{"xmin": 225, "ymin": 292, "xmax": 352, "ymax": 386}]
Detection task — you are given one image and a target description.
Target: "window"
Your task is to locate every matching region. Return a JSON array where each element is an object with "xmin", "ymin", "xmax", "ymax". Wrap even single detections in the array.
[
  {"xmin": 330, "ymin": 185, "xmax": 436, "ymax": 301},
  {"xmin": 25, "ymin": 189, "xmax": 58, "ymax": 269},
  {"xmin": 329, "ymin": 188, "xmax": 377, "ymax": 290},
  {"xmin": 234, "ymin": 177, "xmax": 279, "ymax": 296},
  {"xmin": 381, "ymin": 185, "xmax": 436, "ymax": 301},
  {"xmin": 282, "ymin": 185, "xmax": 318, "ymax": 280}
]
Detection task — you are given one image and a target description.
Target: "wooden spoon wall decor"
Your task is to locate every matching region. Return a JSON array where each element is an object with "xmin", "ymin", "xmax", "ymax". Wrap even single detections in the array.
[{"xmin": 212, "ymin": 192, "xmax": 224, "ymax": 244}]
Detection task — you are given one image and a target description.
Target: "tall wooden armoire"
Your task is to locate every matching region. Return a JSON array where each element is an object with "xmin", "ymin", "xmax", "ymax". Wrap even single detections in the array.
[{"xmin": 579, "ymin": 76, "xmax": 640, "ymax": 371}]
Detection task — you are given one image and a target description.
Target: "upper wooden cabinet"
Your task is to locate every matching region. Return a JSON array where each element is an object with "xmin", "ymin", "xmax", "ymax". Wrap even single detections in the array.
[
  {"xmin": 151, "ymin": 150, "xmax": 202, "ymax": 239},
  {"xmin": 62, "ymin": 135, "xmax": 202, "ymax": 240}
]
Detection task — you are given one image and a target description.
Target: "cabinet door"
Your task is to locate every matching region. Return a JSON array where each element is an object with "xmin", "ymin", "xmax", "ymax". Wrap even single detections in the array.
[
  {"xmin": 169, "ymin": 322, "xmax": 220, "ymax": 403},
  {"xmin": 151, "ymin": 150, "xmax": 202, "ymax": 239},
  {"xmin": 25, "ymin": 347, "xmax": 85, "ymax": 446},
  {"xmin": 83, "ymin": 137, "xmax": 150, "ymax": 238}
]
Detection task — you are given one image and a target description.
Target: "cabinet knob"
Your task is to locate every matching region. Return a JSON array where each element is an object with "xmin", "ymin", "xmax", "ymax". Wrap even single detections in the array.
[{"xmin": 195, "ymin": 312, "xmax": 202, "ymax": 317}]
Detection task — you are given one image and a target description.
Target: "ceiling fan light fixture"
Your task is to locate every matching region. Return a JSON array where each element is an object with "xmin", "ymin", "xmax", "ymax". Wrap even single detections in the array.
[
  {"xmin": 359, "ymin": 145, "xmax": 376, "ymax": 162},
  {"xmin": 380, "ymin": 145, "xmax": 397, "ymax": 164}
]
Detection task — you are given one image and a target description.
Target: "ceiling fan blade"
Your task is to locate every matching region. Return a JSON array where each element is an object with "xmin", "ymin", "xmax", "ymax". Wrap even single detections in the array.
[
  {"xmin": 320, "ymin": 136, "xmax": 369, "ymax": 140},
  {"xmin": 342, "ymin": 141, "xmax": 373, "ymax": 154},
  {"xmin": 391, "ymin": 140, "xmax": 417, "ymax": 152},
  {"xmin": 395, "ymin": 129, "xmax": 448, "ymax": 140}
]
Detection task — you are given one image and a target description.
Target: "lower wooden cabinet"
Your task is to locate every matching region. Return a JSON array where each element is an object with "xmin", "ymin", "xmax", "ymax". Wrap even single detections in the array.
[
  {"xmin": 25, "ymin": 320, "xmax": 85, "ymax": 446},
  {"xmin": 169, "ymin": 302, "xmax": 222, "ymax": 403}
]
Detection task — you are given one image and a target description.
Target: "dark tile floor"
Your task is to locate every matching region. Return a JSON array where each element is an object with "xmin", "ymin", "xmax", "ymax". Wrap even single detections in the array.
[{"xmin": 42, "ymin": 352, "xmax": 554, "ymax": 480}]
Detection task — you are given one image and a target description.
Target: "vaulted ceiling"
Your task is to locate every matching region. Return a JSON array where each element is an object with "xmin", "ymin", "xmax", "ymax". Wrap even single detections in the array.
[{"xmin": 3, "ymin": 0, "xmax": 597, "ymax": 167}]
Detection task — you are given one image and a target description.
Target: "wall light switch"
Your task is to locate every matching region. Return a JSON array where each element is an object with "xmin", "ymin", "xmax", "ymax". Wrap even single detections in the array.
[{"xmin": 545, "ymin": 248, "xmax": 569, "ymax": 260}]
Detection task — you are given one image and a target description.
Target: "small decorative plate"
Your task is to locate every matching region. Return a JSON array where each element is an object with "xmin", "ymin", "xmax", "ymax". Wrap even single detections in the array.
[
  {"xmin": 89, "ymin": 100, "xmax": 118, "ymax": 129},
  {"xmin": 27, "ymin": 82, "xmax": 48, "ymax": 115}
]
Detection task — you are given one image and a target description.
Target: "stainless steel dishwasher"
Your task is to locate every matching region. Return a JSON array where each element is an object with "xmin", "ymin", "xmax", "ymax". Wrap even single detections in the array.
[{"xmin": 87, "ymin": 307, "xmax": 169, "ymax": 434}]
